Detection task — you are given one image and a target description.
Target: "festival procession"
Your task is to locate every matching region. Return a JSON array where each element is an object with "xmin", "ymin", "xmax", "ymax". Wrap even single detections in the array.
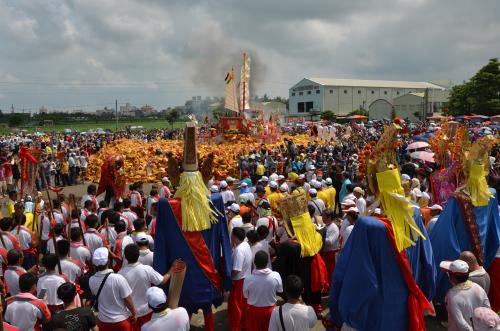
[
  {"xmin": 1, "ymin": 2, "xmax": 500, "ymax": 330},
  {"xmin": 1, "ymin": 79, "xmax": 500, "ymax": 331}
]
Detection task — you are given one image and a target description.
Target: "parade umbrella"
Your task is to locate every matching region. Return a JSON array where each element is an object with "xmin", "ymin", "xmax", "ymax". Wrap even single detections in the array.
[
  {"xmin": 410, "ymin": 151, "xmax": 435, "ymax": 163},
  {"xmin": 407, "ymin": 141, "xmax": 430, "ymax": 150}
]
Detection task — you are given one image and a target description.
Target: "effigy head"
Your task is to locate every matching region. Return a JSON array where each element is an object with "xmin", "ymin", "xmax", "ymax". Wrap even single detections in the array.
[
  {"xmin": 174, "ymin": 123, "xmax": 217, "ymax": 232},
  {"xmin": 366, "ymin": 123, "xmax": 424, "ymax": 252}
]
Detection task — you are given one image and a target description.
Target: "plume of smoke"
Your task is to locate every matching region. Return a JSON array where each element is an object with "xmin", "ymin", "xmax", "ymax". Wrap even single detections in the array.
[{"xmin": 180, "ymin": 24, "xmax": 266, "ymax": 99}]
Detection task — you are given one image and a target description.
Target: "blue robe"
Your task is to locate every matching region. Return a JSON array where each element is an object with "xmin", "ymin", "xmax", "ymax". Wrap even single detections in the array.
[
  {"xmin": 153, "ymin": 193, "xmax": 232, "ymax": 313},
  {"xmin": 406, "ymin": 206, "xmax": 437, "ymax": 300},
  {"xmin": 429, "ymin": 189, "xmax": 500, "ymax": 301},
  {"xmin": 329, "ymin": 216, "xmax": 409, "ymax": 331}
]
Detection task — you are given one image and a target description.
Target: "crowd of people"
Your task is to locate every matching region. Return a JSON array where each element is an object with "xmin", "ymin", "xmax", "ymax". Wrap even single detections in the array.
[{"xmin": 0, "ymin": 118, "xmax": 499, "ymax": 331}]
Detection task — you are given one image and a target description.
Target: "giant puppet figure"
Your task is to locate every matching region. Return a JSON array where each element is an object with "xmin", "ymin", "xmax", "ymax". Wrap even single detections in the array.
[
  {"xmin": 275, "ymin": 192, "xmax": 329, "ymax": 314},
  {"xmin": 329, "ymin": 123, "xmax": 434, "ymax": 331},
  {"xmin": 153, "ymin": 123, "xmax": 232, "ymax": 331},
  {"xmin": 96, "ymin": 154, "xmax": 126, "ymax": 207},
  {"xmin": 430, "ymin": 135, "xmax": 500, "ymax": 302}
]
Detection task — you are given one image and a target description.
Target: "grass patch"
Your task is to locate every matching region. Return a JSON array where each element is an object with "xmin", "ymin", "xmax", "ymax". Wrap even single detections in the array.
[{"xmin": 1, "ymin": 118, "xmax": 185, "ymax": 134}]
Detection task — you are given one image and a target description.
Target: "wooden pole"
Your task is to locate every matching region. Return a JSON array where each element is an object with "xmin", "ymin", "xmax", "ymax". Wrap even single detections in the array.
[{"xmin": 69, "ymin": 194, "xmax": 87, "ymax": 246}]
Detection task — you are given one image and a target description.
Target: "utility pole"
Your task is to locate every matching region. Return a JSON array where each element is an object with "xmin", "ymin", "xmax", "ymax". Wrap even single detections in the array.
[{"xmin": 115, "ymin": 99, "xmax": 118, "ymax": 131}]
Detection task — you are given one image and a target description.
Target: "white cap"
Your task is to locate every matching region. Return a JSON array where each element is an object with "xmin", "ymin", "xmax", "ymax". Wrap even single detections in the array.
[
  {"xmin": 92, "ymin": 247, "xmax": 109, "ymax": 266},
  {"xmin": 220, "ymin": 180, "xmax": 228, "ymax": 188},
  {"xmin": 228, "ymin": 203, "xmax": 240, "ymax": 213},
  {"xmin": 278, "ymin": 175, "xmax": 285, "ymax": 181},
  {"xmin": 240, "ymin": 182, "xmax": 248, "ymax": 188},
  {"xmin": 325, "ymin": 178, "xmax": 333, "ymax": 185},
  {"xmin": 374, "ymin": 208, "xmax": 382, "ymax": 215},
  {"xmin": 401, "ymin": 174, "xmax": 411, "ymax": 182},
  {"xmin": 280, "ymin": 183, "xmax": 288, "ymax": 192},
  {"xmin": 210, "ymin": 185, "xmax": 219, "ymax": 193},
  {"xmin": 439, "ymin": 259, "xmax": 469, "ymax": 275},
  {"xmin": 353, "ymin": 187, "xmax": 364, "ymax": 195},
  {"xmin": 299, "ymin": 174, "xmax": 306, "ymax": 179},
  {"xmin": 136, "ymin": 233, "xmax": 149, "ymax": 244},
  {"xmin": 343, "ymin": 206, "xmax": 359, "ymax": 214},
  {"xmin": 429, "ymin": 204, "xmax": 443, "ymax": 211},
  {"xmin": 161, "ymin": 177, "xmax": 169, "ymax": 183},
  {"xmin": 309, "ymin": 165, "xmax": 316, "ymax": 170},
  {"xmin": 226, "ymin": 176, "xmax": 235, "ymax": 182},
  {"xmin": 146, "ymin": 287, "xmax": 167, "ymax": 308},
  {"xmin": 269, "ymin": 173, "xmax": 279, "ymax": 182},
  {"xmin": 269, "ymin": 181, "xmax": 278, "ymax": 189},
  {"xmin": 309, "ymin": 188, "xmax": 317, "ymax": 195},
  {"xmin": 261, "ymin": 176, "xmax": 269, "ymax": 182},
  {"xmin": 312, "ymin": 180, "xmax": 322, "ymax": 189},
  {"xmin": 421, "ymin": 192, "xmax": 430, "ymax": 200}
]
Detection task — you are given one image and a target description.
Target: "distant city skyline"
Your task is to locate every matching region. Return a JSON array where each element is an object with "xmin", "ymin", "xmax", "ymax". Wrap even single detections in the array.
[{"xmin": 1, "ymin": 0, "xmax": 499, "ymax": 111}]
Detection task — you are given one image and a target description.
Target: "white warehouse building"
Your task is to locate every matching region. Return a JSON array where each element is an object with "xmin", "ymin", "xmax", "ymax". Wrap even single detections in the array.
[{"xmin": 288, "ymin": 78, "xmax": 446, "ymax": 117}]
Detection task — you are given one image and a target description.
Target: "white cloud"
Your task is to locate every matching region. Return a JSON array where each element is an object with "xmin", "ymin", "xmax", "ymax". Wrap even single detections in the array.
[{"xmin": 0, "ymin": 0, "xmax": 499, "ymax": 111}]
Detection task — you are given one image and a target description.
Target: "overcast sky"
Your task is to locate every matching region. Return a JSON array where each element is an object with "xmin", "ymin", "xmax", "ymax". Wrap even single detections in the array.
[{"xmin": 1, "ymin": 0, "xmax": 499, "ymax": 112}]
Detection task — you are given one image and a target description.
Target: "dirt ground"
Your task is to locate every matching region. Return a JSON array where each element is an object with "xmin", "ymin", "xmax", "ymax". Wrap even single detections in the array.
[{"xmin": 1, "ymin": 182, "xmax": 446, "ymax": 330}]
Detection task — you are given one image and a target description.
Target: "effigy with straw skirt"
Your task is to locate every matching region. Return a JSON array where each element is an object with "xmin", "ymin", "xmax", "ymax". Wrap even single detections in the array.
[
  {"xmin": 429, "ymin": 134, "xmax": 500, "ymax": 301},
  {"xmin": 153, "ymin": 122, "xmax": 232, "ymax": 331}
]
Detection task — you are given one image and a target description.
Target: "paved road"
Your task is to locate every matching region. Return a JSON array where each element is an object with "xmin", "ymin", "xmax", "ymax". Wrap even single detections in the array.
[{"xmin": 1, "ymin": 182, "xmax": 446, "ymax": 330}]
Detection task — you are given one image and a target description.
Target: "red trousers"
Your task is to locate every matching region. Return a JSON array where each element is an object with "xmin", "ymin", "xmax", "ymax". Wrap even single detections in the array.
[
  {"xmin": 228, "ymin": 278, "xmax": 248, "ymax": 331},
  {"xmin": 98, "ymin": 319, "xmax": 133, "ymax": 331},
  {"xmin": 487, "ymin": 257, "xmax": 500, "ymax": 312},
  {"xmin": 246, "ymin": 305, "xmax": 275, "ymax": 331},
  {"xmin": 322, "ymin": 250, "xmax": 337, "ymax": 291},
  {"xmin": 132, "ymin": 312, "xmax": 152, "ymax": 331}
]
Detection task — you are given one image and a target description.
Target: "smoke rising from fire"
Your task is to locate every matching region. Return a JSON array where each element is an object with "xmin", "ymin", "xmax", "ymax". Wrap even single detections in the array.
[{"xmin": 179, "ymin": 24, "xmax": 267, "ymax": 99}]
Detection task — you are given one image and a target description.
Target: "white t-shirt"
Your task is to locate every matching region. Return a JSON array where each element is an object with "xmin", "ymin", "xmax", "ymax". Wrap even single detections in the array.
[
  {"xmin": 60, "ymin": 258, "xmax": 84, "ymax": 283},
  {"xmin": 231, "ymin": 241, "xmax": 253, "ymax": 280},
  {"xmin": 118, "ymin": 262, "xmax": 163, "ymax": 317},
  {"xmin": 356, "ymin": 197, "xmax": 367, "ymax": 216},
  {"xmin": 446, "ymin": 281, "xmax": 490, "ymax": 331},
  {"xmin": 250, "ymin": 241, "xmax": 271, "ymax": 270},
  {"xmin": 139, "ymin": 249, "xmax": 154, "ymax": 267},
  {"xmin": 341, "ymin": 225, "xmax": 354, "ymax": 247},
  {"xmin": 323, "ymin": 222, "xmax": 340, "ymax": 252},
  {"xmin": 70, "ymin": 244, "xmax": 91, "ymax": 267},
  {"xmin": 5, "ymin": 266, "xmax": 26, "ymax": 295},
  {"xmin": 141, "ymin": 308, "xmax": 190, "ymax": 331},
  {"xmin": 37, "ymin": 272, "xmax": 67, "ymax": 305},
  {"xmin": 46, "ymin": 235, "xmax": 64, "ymax": 254},
  {"xmin": 243, "ymin": 270, "xmax": 283, "ymax": 307},
  {"xmin": 4, "ymin": 295, "xmax": 48, "ymax": 331},
  {"xmin": 221, "ymin": 190, "xmax": 236, "ymax": 204},
  {"xmin": 229, "ymin": 215, "xmax": 243, "ymax": 234},
  {"xmin": 100, "ymin": 226, "xmax": 118, "ymax": 249},
  {"xmin": 308, "ymin": 198, "xmax": 325, "ymax": 217},
  {"xmin": 268, "ymin": 303, "xmax": 317, "ymax": 331},
  {"xmin": 84, "ymin": 229, "xmax": 106, "ymax": 254},
  {"xmin": 89, "ymin": 270, "xmax": 132, "ymax": 323},
  {"xmin": 255, "ymin": 216, "xmax": 278, "ymax": 243}
]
